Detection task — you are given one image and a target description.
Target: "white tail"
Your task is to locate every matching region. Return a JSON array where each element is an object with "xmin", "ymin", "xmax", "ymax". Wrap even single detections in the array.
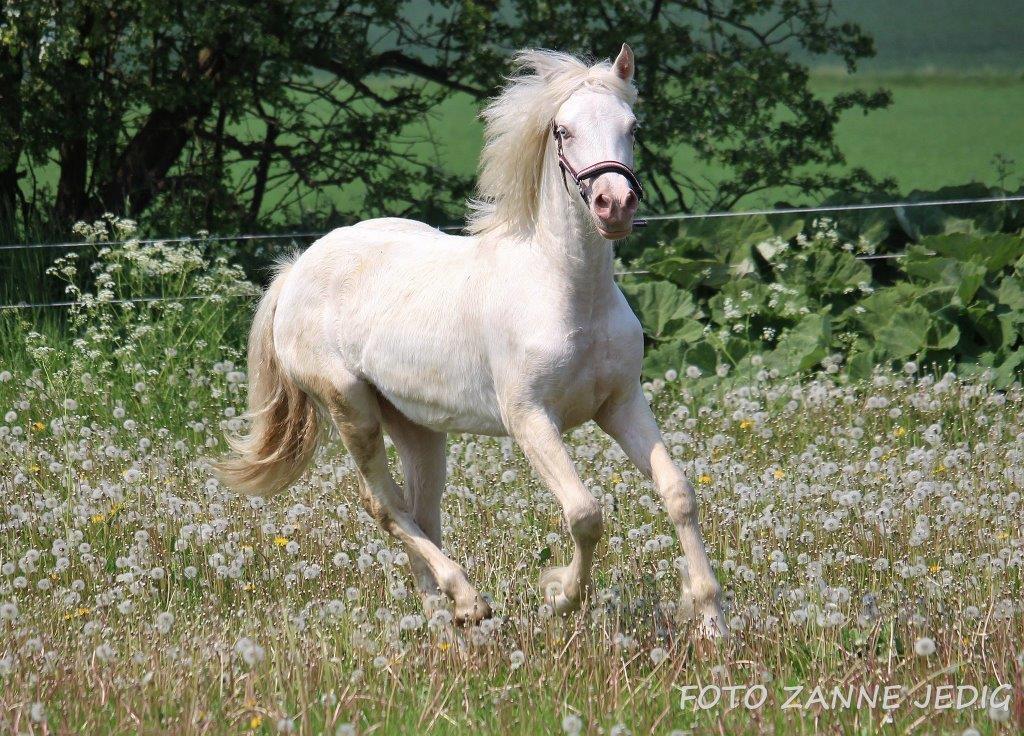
[{"xmin": 215, "ymin": 258, "xmax": 321, "ymax": 496}]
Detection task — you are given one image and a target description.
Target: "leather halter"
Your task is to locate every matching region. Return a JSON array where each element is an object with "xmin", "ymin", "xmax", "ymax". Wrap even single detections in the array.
[{"xmin": 552, "ymin": 121, "xmax": 645, "ymax": 206}]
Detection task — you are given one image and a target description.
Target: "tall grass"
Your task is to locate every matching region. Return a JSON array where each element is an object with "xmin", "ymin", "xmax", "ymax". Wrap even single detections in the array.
[{"xmin": 0, "ymin": 228, "xmax": 1021, "ymax": 734}]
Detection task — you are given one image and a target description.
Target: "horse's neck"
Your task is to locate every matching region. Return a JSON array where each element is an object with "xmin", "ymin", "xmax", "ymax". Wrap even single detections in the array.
[{"xmin": 530, "ymin": 151, "xmax": 616, "ymax": 292}]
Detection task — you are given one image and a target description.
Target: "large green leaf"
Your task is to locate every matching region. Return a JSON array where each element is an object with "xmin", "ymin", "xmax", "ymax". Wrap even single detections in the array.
[
  {"xmin": 778, "ymin": 249, "xmax": 871, "ymax": 296},
  {"xmin": 961, "ymin": 348, "xmax": 1024, "ymax": 389},
  {"xmin": 991, "ymin": 348, "xmax": 1024, "ymax": 389},
  {"xmin": 997, "ymin": 276, "xmax": 1024, "ymax": 310},
  {"xmin": 648, "ymin": 257, "xmax": 731, "ymax": 289},
  {"xmin": 897, "ymin": 184, "xmax": 1011, "ymax": 241},
  {"xmin": 901, "ymin": 246, "xmax": 988, "ymax": 303},
  {"xmin": 846, "ymin": 348, "xmax": 878, "ymax": 380},
  {"xmin": 618, "ymin": 281, "xmax": 697, "ymax": 340},
  {"xmin": 764, "ymin": 313, "xmax": 831, "ymax": 376},
  {"xmin": 769, "ymin": 212, "xmax": 806, "ymax": 242},
  {"xmin": 683, "ymin": 342, "xmax": 718, "ymax": 375},
  {"xmin": 966, "ymin": 303, "xmax": 1018, "ymax": 353},
  {"xmin": 680, "ymin": 215, "xmax": 775, "ymax": 265},
  {"xmin": 875, "ymin": 303, "xmax": 931, "ymax": 359},
  {"xmin": 851, "ymin": 283, "xmax": 927, "ymax": 332},
  {"xmin": 643, "ymin": 339, "xmax": 686, "ymax": 378},
  {"xmin": 926, "ymin": 319, "xmax": 960, "ymax": 351},
  {"xmin": 920, "ymin": 233, "xmax": 1024, "ymax": 273},
  {"xmin": 643, "ymin": 338, "xmax": 721, "ymax": 380}
]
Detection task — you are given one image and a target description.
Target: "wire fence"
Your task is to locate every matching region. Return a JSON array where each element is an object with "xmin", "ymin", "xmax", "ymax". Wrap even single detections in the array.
[
  {"xmin": 0, "ymin": 294, "xmax": 220, "ymax": 312},
  {"xmin": 2, "ymin": 193, "xmax": 1022, "ymax": 310}
]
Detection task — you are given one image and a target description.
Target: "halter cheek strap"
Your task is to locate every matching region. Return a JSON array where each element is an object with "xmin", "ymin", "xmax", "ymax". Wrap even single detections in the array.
[{"xmin": 552, "ymin": 122, "xmax": 645, "ymax": 206}]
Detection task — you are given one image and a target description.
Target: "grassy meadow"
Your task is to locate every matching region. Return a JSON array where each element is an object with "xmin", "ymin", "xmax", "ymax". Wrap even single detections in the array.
[
  {"xmin": 3, "ymin": 15, "xmax": 1024, "ymax": 731},
  {"xmin": 0, "ymin": 227, "xmax": 1022, "ymax": 735}
]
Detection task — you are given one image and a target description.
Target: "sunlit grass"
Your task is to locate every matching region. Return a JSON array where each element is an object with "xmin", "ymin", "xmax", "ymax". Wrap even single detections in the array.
[{"xmin": 0, "ymin": 223, "xmax": 1021, "ymax": 734}]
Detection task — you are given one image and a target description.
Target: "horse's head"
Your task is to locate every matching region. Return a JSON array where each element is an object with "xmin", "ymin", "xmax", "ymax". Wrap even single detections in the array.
[{"xmin": 552, "ymin": 44, "xmax": 640, "ymax": 240}]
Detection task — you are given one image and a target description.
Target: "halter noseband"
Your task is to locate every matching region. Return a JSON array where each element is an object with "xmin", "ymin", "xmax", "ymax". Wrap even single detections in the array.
[{"xmin": 552, "ymin": 122, "xmax": 645, "ymax": 206}]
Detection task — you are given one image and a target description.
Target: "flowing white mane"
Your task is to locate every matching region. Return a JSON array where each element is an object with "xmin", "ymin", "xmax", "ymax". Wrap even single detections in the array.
[{"xmin": 466, "ymin": 49, "xmax": 638, "ymax": 237}]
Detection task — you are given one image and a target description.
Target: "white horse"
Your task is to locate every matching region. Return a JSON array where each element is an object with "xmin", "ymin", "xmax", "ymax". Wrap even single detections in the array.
[{"xmin": 217, "ymin": 44, "xmax": 726, "ymax": 635}]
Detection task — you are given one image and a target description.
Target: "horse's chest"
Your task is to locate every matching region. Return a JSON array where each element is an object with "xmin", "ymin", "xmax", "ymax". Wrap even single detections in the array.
[{"xmin": 535, "ymin": 320, "xmax": 640, "ymax": 426}]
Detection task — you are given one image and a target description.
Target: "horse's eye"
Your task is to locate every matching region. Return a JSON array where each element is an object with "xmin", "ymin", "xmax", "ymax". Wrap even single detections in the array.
[{"xmin": 556, "ymin": 125, "xmax": 571, "ymax": 139}]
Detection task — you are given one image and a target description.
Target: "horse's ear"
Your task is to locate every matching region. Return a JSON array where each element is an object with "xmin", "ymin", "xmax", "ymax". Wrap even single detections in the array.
[{"xmin": 613, "ymin": 43, "xmax": 635, "ymax": 83}]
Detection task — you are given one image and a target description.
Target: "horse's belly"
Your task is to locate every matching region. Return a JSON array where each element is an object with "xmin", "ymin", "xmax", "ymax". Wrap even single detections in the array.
[
  {"xmin": 360, "ymin": 348, "xmax": 507, "ymax": 436},
  {"xmin": 382, "ymin": 390, "xmax": 507, "ymax": 436}
]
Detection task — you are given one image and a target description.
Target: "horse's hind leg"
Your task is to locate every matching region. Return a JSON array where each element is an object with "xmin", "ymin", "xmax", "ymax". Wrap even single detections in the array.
[
  {"xmin": 379, "ymin": 400, "xmax": 448, "ymax": 609},
  {"xmin": 326, "ymin": 374, "xmax": 490, "ymax": 625}
]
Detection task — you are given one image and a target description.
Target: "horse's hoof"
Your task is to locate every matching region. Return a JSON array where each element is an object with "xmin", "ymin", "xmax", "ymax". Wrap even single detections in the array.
[
  {"xmin": 679, "ymin": 584, "xmax": 728, "ymax": 639},
  {"xmin": 696, "ymin": 612, "xmax": 729, "ymax": 640},
  {"xmin": 540, "ymin": 566, "xmax": 581, "ymax": 615},
  {"xmin": 453, "ymin": 595, "xmax": 493, "ymax": 626}
]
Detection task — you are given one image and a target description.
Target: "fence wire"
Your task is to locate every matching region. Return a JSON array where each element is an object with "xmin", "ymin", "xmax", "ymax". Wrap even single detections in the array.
[{"xmin": 2, "ymin": 193, "xmax": 1022, "ymax": 310}]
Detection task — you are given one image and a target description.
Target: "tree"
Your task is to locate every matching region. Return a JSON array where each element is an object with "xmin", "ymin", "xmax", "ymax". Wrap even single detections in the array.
[
  {"xmin": 0, "ymin": 1, "xmax": 889, "ymax": 239},
  {"xmin": 475, "ymin": 0, "xmax": 893, "ymax": 212}
]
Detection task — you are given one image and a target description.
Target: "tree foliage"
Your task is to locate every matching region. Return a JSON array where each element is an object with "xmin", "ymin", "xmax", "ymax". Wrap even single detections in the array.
[{"xmin": 0, "ymin": 1, "xmax": 889, "ymax": 238}]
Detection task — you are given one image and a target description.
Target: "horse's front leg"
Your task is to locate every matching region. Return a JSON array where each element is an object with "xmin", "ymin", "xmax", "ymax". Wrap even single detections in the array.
[
  {"xmin": 597, "ymin": 386, "xmax": 727, "ymax": 637},
  {"xmin": 508, "ymin": 409, "xmax": 603, "ymax": 614}
]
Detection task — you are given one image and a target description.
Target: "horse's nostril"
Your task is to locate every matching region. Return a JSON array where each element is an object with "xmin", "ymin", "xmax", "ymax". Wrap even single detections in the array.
[
  {"xmin": 624, "ymin": 190, "xmax": 638, "ymax": 210},
  {"xmin": 594, "ymin": 193, "xmax": 611, "ymax": 211}
]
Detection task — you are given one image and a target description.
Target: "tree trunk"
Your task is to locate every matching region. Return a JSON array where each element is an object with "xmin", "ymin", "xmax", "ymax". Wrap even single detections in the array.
[
  {"xmin": 247, "ymin": 122, "xmax": 278, "ymax": 228},
  {"xmin": 205, "ymin": 104, "xmax": 228, "ymax": 228},
  {"xmin": 96, "ymin": 45, "xmax": 226, "ymax": 217},
  {"xmin": 0, "ymin": 45, "xmax": 23, "ymax": 237},
  {"xmin": 55, "ymin": 137, "xmax": 89, "ymax": 224}
]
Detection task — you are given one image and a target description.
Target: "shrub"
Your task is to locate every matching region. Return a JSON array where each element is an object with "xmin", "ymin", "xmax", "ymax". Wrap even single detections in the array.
[{"xmin": 621, "ymin": 184, "xmax": 1024, "ymax": 388}]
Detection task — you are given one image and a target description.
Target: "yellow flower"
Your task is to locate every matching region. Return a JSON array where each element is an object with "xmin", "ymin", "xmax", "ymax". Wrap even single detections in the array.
[
  {"xmin": 32, "ymin": 421, "xmax": 45, "ymax": 431},
  {"xmin": 610, "ymin": 473, "xmax": 622, "ymax": 484},
  {"xmin": 929, "ymin": 564, "xmax": 941, "ymax": 573},
  {"xmin": 273, "ymin": 536, "xmax": 288, "ymax": 547},
  {"xmin": 698, "ymin": 474, "xmax": 712, "ymax": 484},
  {"xmin": 894, "ymin": 427, "xmax": 906, "ymax": 437},
  {"xmin": 30, "ymin": 464, "xmax": 41, "ymax": 474},
  {"xmin": 739, "ymin": 419, "xmax": 754, "ymax": 430},
  {"xmin": 249, "ymin": 715, "xmax": 262, "ymax": 730},
  {"xmin": 936, "ymin": 464, "xmax": 947, "ymax": 474},
  {"xmin": 773, "ymin": 469, "xmax": 785, "ymax": 480},
  {"xmin": 996, "ymin": 531, "xmax": 1010, "ymax": 541},
  {"xmin": 438, "ymin": 642, "xmax": 450, "ymax": 651},
  {"xmin": 91, "ymin": 513, "xmax": 106, "ymax": 524}
]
